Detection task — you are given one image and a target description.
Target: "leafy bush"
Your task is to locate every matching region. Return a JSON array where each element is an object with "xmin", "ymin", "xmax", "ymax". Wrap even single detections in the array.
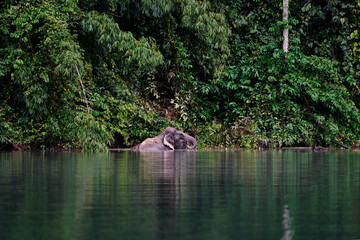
[
  {"xmin": 1, "ymin": 0, "xmax": 360, "ymax": 150},
  {"xmin": 193, "ymin": 0, "xmax": 360, "ymax": 148}
]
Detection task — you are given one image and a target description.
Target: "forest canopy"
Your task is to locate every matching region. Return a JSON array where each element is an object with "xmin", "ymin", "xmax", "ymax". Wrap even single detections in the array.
[{"xmin": 1, "ymin": 0, "xmax": 360, "ymax": 151}]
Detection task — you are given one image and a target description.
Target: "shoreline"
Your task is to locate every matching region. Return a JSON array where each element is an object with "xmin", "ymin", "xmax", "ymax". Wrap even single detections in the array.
[{"xmin": 1, "ymin": 146, "xmax": 355, "ymax": 152}]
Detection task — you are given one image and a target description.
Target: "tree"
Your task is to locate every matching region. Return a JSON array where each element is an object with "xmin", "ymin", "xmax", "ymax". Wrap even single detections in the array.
[
  {"xmin": 0, "ymin": 0, "xmax": 231, "ymax": 150},
  {"xmin": 283, "ymin": 0, "xmax": 289, "ymax": 53}
]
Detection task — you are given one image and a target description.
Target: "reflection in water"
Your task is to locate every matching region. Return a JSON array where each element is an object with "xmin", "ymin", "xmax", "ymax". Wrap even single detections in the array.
[
  {"xmin": 281, "ymin": 204, "xmax": 293, "ymax": 240},
  {"xmin": 0, "ymin": 150, "xmax": 360, "ymax": 240},
  {"xmin": 140, "ymin": 151, "xmax": 197, "ymax": 239}
]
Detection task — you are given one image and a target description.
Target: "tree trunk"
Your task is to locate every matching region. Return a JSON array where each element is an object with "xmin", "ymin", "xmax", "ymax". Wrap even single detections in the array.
[{"xmin": 283, "ymin": 0, "xmax": 289, "ymax": 53}]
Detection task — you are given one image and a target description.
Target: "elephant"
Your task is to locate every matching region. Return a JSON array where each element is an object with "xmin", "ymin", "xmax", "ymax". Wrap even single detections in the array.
[{"xmin": 133, "ymin": 127, "xmax": 197, "ymax": 151}]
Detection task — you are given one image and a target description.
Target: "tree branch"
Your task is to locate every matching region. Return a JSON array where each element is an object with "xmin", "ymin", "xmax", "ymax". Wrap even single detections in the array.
[
  {"xmin": 75, "ymin": 64, "xmax": 90, "ymax": 113},
  {"xmin": 331, "ymin": 140, "xmax": 350, "ymax": 149}
]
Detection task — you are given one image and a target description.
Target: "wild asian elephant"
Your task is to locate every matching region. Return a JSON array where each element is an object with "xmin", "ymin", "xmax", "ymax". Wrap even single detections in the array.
[{"xmin": 133, "ymin": 127, "xmax": 197, "ymax": 151}]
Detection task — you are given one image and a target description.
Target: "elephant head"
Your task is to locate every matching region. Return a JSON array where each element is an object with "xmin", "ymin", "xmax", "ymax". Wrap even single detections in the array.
[{"xmin": 133, "ymin": 127, "xmax": 197, "ymax": 151}]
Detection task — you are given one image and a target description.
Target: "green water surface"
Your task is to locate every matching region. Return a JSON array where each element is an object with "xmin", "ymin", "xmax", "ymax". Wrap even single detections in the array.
[{"xmin": 0, "ymin": 150, "xmax": 359, "ymax": 240}]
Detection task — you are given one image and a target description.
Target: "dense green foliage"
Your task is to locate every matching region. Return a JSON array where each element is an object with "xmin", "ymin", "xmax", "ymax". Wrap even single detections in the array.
[{"xmin": 1, "ymin": 0, "xmax": 360, "ymax": 150}]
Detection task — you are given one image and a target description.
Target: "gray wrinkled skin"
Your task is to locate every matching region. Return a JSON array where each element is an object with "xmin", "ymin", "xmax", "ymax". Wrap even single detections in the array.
[{"xmin": 133, "ymin": 127, "xmax": 197, "ymax": 151}]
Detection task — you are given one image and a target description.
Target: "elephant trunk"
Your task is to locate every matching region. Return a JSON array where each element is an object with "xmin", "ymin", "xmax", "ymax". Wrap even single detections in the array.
[{"xmin": 184, "ymin": 134, "xmax": 197, "ymax": 149}]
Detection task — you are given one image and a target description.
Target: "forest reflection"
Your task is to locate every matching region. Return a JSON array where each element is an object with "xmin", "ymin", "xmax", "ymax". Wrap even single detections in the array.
[{"xmin": 0, "ymin": 151, "xmax": 360, "ymax": 240}]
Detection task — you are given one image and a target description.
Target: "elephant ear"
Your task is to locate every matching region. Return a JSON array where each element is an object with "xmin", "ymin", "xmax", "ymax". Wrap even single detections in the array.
[{"xmin": 163, "ymin": 135, "xmax": 174, "ymax": 150}]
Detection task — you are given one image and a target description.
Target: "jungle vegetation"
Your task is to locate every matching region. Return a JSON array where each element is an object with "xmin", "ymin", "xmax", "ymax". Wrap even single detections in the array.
[{"xmin": 1, "ymin": 0, "xmax": 360, "ymax": 151}]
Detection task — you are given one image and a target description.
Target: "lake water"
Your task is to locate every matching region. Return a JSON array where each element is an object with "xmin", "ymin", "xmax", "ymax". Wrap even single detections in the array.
[{"xmin": 0, "ymin": 150, "xmax": 360, "ymax": 240}]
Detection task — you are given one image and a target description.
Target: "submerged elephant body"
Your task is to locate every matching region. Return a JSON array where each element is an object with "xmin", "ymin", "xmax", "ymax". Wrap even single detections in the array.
[{"xmin": 133, "ymin": 127, "xmax": 197, "ymax": 151}]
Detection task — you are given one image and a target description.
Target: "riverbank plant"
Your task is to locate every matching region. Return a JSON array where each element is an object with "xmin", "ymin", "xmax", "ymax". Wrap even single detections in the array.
[{"xmin": 1, "ymin": 0, "xmax": 360, "ymax": 151}]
